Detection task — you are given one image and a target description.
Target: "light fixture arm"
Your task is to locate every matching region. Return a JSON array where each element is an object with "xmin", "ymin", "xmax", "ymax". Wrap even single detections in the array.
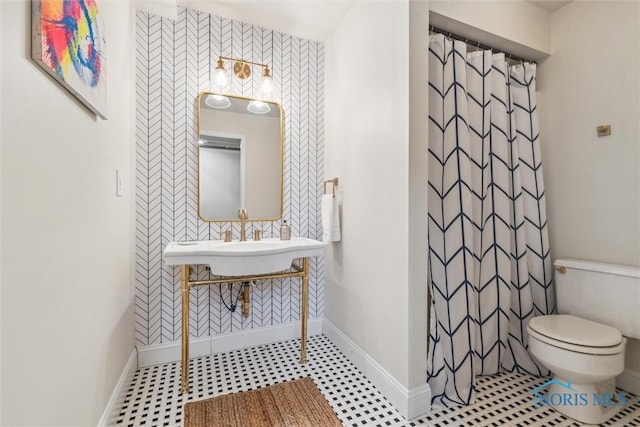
[
  {"xmin": 215, "ymin": 56, "xmax": 274, "ymax": 99},
  {"xmin": 218, "ymin": 56, "xmax": 270, "ymax": 71}
]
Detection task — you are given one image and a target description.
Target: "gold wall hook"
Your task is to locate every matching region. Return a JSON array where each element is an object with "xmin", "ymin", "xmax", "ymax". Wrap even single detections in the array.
[
  {"xmin": 323, "ymin": 177, "xmax": 339, "ymax": 197},
  {"xmin": 597, "ymin": 125, "xmax": 611, "ymax": 137}
]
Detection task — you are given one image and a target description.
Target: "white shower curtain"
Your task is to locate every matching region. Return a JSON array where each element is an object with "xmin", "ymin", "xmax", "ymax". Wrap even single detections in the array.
[{"xmin": 427, "ymin": 34, "xmax": 555, "ymax": 406}]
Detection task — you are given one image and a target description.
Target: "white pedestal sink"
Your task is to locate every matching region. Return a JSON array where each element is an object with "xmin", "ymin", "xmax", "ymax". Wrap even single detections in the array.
[
  {"xmin": 163, "ymin": 236, "xmax": 326, "ymax": 394},
  {"xmin": 163, "ymin": 237, "xmax": 326, "ymax": 276}
]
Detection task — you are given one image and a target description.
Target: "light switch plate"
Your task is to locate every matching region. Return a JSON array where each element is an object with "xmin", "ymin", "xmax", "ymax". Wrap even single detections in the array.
[{"xmin": 116, "ymin": 169, "xmax": 124, "ymax": 197}]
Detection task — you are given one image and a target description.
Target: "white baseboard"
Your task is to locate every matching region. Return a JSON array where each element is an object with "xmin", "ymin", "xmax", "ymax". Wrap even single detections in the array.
[
  {"xmin": 322, "ymin": 319, "xmax": 430, "ymax": 420},
  {"xmin": 137, "ymin": 318, "xmax": 324, "ymax": 368},
  {"xmin": 97, "ymin": 350, "xmax": 137, "ymax": 427},
  {"xmin": 617, "ymin": 368, "xmax": 640, "ymax": 396},
  {"xmin": 137, "ymin": 336, "xmax": 211, "ymax": 367}
]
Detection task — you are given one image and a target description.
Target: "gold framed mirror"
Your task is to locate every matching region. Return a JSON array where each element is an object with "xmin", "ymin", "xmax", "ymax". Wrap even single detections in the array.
[{"xmin": 197, "ymin": 92, "xmax": 283, "ymax": 222}]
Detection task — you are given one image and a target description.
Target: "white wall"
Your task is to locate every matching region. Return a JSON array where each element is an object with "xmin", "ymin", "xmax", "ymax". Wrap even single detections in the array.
[
  {"xmin": 429, "ymin": 0, "xmax": 550, "ymax": 60},
  {"xmin": 537, "ymin": 0, "xmax": 640, "ymax": 381},
  {"xmin": 200, "ymin": 147, "xmax": 242, "ymax": 218},
  {"xmin": 538, "ymin": 1, "xmax": 640, "ymax": 267},
  {"xmin": 176, "ymin": 0, "xmax": 351, "ymax": 42},
  {"xmin": 408, "ymin": 0, "xmax": 429, "ymax": 400},
  {"xmin": 0, "ymin": 1, "xmax": 3, "ymax": 421},
  {"xmin": 324, "ymin": 0, "xmax": 415, "ymax": 403},
  {"xmin": 1, "ymin": 1, "xmax": 135, "ymax": 425}
]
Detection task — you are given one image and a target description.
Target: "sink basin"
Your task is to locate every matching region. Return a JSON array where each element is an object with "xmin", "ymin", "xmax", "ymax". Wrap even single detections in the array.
[{"xmin": 163, "ymin": 237, "xmax": 327, "ymax": 276}]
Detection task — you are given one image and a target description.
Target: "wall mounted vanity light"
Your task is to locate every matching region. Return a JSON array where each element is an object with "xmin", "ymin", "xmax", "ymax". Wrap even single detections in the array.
[{"xmin": 212, "ymin": 56, "xmax": 273, "ymax": 99}]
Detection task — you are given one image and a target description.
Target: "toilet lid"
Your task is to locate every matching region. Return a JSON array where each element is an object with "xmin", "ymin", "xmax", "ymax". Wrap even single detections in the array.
[{"xmin": 528, "ymin": 315, "xmax": 622, "ymax": 347}]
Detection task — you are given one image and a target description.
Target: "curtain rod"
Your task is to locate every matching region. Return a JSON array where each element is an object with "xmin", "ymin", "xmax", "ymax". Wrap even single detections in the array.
[{"xmin": 430, "ymin": 25, "xmax": 536, "ymax": 64}]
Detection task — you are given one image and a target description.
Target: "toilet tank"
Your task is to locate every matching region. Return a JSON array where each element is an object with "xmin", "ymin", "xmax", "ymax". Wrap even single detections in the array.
[{"xmin": 555, "ymin": 259, "xmax": 640, "ymax": 339}]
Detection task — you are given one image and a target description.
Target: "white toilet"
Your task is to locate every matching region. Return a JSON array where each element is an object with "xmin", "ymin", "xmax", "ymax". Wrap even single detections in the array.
[{"xmin": 527, "ymin": 259, "xmax": 640, "ymax": 425}]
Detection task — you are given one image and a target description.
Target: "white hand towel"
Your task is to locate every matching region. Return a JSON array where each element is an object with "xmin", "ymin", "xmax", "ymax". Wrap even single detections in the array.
[{"xmin": 321, "ymin": 194, "xmax": 341, "ymax": 242}]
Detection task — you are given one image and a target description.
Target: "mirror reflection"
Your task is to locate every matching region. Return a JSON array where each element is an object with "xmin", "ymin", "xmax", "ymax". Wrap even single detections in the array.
[{"xmin": 198, "ymin": 93, "xmax": 283, "ymax": 221}]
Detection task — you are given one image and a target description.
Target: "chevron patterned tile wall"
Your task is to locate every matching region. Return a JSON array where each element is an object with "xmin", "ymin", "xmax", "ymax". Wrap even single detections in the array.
[{"xmin": 135, "ymin": 8, "xmax": 325, "ymax": 346}]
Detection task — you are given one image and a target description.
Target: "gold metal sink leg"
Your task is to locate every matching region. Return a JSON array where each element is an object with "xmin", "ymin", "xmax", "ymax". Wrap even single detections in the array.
[
  {"xmin": 300, "ymin": 257, "xmax": 309, "ymax": 364},
  {"xmin": 177, "ymin": 258, "xmax": 311, "ymax": 392},
  {"xmin": 181, "ymin": 265, "xmax": 190, "ymax": 394}
]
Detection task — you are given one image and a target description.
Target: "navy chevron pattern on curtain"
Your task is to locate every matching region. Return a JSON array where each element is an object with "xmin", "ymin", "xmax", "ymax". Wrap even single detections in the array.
[{"xmin": 427, "ymin": 34, "xmax": 555, "ymax": 406}]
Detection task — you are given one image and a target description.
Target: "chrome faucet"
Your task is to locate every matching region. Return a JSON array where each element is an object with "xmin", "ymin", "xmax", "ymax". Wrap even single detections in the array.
[{"xmin": 238, "ymin": 208, "xmax": 248, "ymax": 241}]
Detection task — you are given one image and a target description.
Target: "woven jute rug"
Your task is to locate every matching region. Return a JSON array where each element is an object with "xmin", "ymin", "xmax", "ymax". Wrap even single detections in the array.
[{"xmin": 183, "ymin": 377, "xmax": 342, "ymax": 427}]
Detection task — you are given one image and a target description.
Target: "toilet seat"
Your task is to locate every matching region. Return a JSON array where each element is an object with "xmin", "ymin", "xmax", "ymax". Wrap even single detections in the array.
[{"xmin": 528, "ymin": 314, "xmax": 625, "ymax": 355}]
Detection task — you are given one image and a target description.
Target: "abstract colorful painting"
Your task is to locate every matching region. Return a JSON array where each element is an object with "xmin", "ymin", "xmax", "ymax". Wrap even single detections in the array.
[{"xmin": 32, "ymin": 0, "xmax": 107, "ymax": 119}]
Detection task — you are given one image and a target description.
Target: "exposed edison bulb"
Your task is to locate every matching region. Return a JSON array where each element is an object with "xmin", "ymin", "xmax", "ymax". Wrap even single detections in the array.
[
  {"xmin": 260, "ymin": 76, "xmax": 273, "ymax": 97},
  {"xmin": 260, "ymin": 66, "xmax": 273, "ymax": 98},
  {"xmin": 213, "ymin": 58, "xmax": 228, "ymax": 88}
]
